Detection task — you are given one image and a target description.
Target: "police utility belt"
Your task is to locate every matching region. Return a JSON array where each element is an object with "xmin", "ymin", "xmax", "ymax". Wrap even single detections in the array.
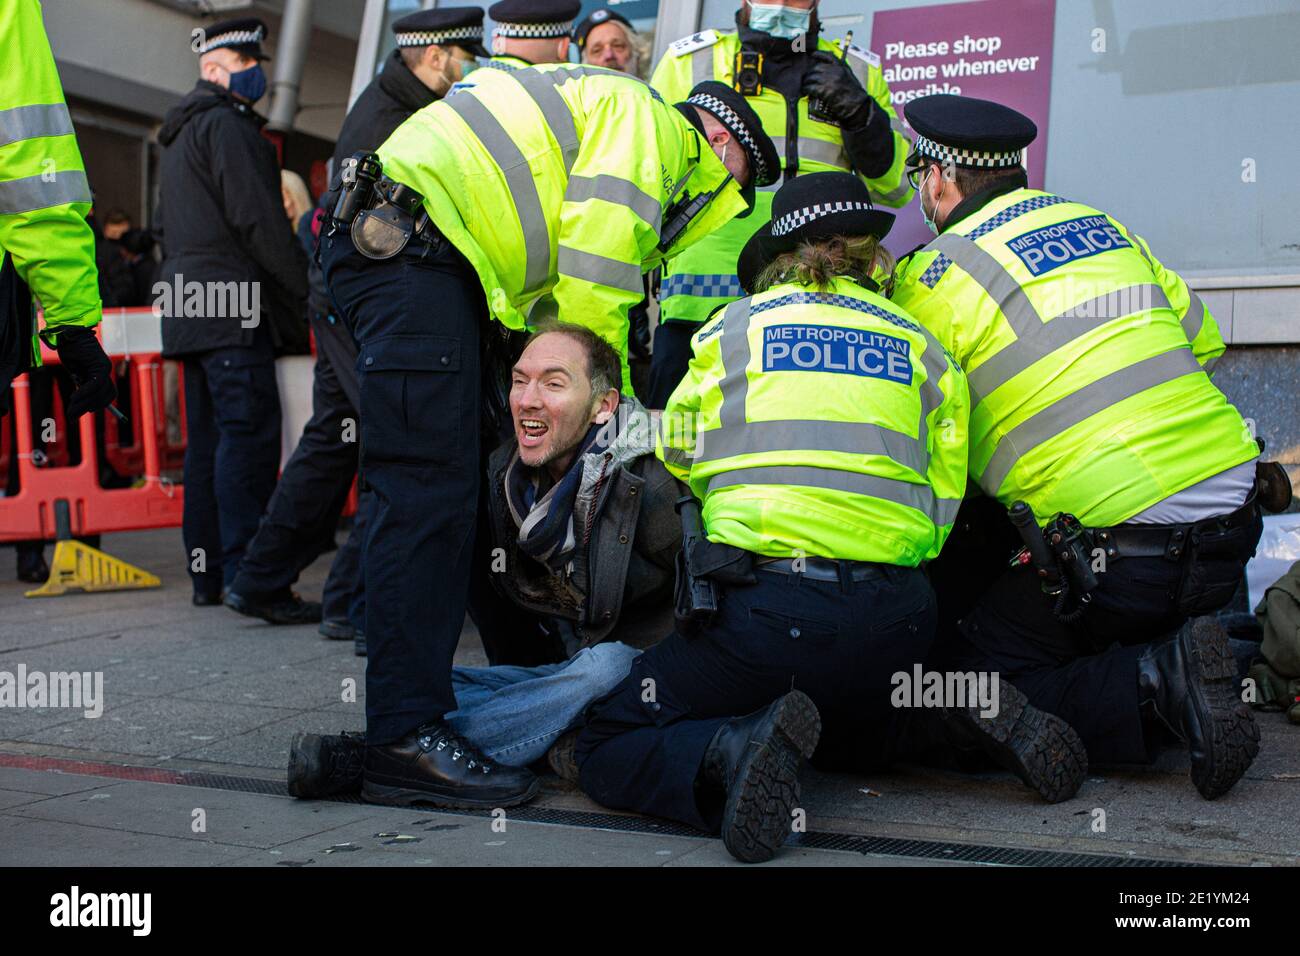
[{"xmin": 330, "ymin": 150, "xmax": 439, "ymax": 260}]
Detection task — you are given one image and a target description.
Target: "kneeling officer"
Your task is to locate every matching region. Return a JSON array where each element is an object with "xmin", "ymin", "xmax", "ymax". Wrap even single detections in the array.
[{"xmin": 575, "ymin": 172, "xmax": 971, "ymax": 862}]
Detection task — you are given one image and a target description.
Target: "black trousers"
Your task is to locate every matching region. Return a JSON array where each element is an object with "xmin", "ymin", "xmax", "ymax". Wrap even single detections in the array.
[
  {"xmin": 926, "ymin": 498, "xmax": 1263, "ymax": 765},
  {"xmin": 646, "ymin": 320, "xmax": 701, "ymax": 410},
  {"xmin": 230, "ymin": 314, "xmax": 367, "ymax": 620},
  {"xmin": 181, "ymin": 325, "xmax": 282, "ymax": 596},
  {"xmin": 575, "ymin": 564, "xmax": 936, "ymax": 832},
  {"xmin": 320, "ymin": 226, "xmax": 484, "ymax": 745}
]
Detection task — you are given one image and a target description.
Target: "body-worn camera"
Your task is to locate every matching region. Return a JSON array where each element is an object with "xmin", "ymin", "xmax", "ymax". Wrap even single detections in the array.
[{"xmin": 734, "ymin": 49, "xmax": 764, "ymax": 96}]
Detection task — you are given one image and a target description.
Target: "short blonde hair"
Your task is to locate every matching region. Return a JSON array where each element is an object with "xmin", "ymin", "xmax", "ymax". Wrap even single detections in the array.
[{"xmin": 280, "ymin": 169, "xmax": 313, "ymax": 224}]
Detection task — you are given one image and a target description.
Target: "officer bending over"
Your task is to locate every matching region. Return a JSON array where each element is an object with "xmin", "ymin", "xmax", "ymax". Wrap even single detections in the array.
[
  {"xmin": 575, "ymin": 173, "xmax": 976, "ymax": 863},
  {"xmin": 483, "ymin": 0, "xmax": 578, "ymax": 73},
  {"xmin": 318, "ymin": 64, "xmax": 775, "ymax": 809},
  {"xmin": 892, "ymin": 95, "xmax": 1274, "ymax": 800},
  {"xmin": 286, "ymin": 325, "xmax": 679, "ymax": 798}
]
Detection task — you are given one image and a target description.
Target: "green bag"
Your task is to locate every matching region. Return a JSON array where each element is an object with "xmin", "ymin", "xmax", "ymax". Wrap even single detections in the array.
[{"xmin": 1250, "ymin": 559, "xmax": 1300, "ymax": 724}]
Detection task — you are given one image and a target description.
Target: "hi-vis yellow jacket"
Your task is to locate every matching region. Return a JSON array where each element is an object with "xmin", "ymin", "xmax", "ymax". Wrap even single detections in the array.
[
  {"xmin": 658, "ymin": 276, "xmax": 969, "ymax": 566},
  {"xmin": 891, "ymin": 188, "xmax": 1257, "ymax": 527},
  {"xmin": 651, "ymin": 29, "xmax": 913, "ymax": 327},
  {"xmin": 1, "ymin": 0, "xmax": 100, "ymax": 359},
  {"xmin": 377, "ymin": 63, "xmax": 746, "ymax": 392}
]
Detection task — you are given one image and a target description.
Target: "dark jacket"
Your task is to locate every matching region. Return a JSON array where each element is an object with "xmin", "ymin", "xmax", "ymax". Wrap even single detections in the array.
[
  {"xmin": 156, "ymin": 81, "xmax": 307, "ymax": 357},
  {"xmin": 485, "ymin": 399, "xmax": 681, "ymax": 658},
  {"xmin": 330, "ymin": 49, "xmax": 439, "ymax": 175}
]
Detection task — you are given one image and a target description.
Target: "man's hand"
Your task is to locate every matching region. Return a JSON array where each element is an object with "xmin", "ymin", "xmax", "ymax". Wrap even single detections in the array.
[
  {"xmin": 803, "ymin": 51, "xmax": 874, "ymax": 128},
  {"xmin": 50, "ymin": 326, "xmax": 116, "ymax": 418}
]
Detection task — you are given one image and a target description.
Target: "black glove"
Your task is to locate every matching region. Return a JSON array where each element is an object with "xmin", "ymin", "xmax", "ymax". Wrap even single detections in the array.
[
  {"xmin": 803, "ymin": 51, "xmax": 874, "ymax": 128},
  {"xmin": 49, "ymin": 326, "xmax": 116, "ymax": 418}
]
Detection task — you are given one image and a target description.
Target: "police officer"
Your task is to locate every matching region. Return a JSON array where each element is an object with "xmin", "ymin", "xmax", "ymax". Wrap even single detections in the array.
[
  {"xmin": 645, "ymin": 0, "xmax": 914, "ymax": 407},
  {"xmin": 317, "ymin": 66, "xmax": 776, "ymax": 807},
  {"xmin": 224, "ymin": 8, "xmax": 489, "ymax": 642},
  {"xmin": 2, "ymin": 0, "xmax": 117, "ymax": 582},
  {"xmin": 574, "ymin": 172, "xmax": 979, "ymax": 863},
  {"xmin": 574, "ymin": 8, "xmax": 639, "ymax": 75},
  {"xmin": 483, "ymin": 0, "xmax": 579, "ymax": 72},
  {"xmin": 891, "ymin": 94, "xmax": 1267, "ymax": 800},
  {"xmin": 156, "ymin": 18, "xmax": 307, "ymax": 606}
]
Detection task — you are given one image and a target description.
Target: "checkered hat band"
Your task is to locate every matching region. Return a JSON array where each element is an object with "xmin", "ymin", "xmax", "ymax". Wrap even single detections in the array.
[
  {"xmin": 494, "ymin": 20, "xmax": 573, "ymax": 38},
  {"xmin": 771, "ymin": 201, "xmax": 875, "ymax": 238},
  {"xmin": 913, "ymin": 133, "xmax": 1022, "ymax": 169},
  {"xmin": 395, "ymin": 27, "xmax": 484, "ymax": 47},
  {"xmin": 200, "ymin": 28, "xmax": 264, "ymax": 53},
  {"xmin": 685, "ymin": 92, "xmax": 768, "ymax": 183}
]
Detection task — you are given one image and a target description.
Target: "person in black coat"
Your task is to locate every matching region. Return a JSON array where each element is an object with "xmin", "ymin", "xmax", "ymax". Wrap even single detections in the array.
[
  {"xmin": 156, "ymin": 18, "xmax": 307, "ymax": 604},
  {"xmin": 224, "ymin": 7, "xmax": 488, "ymax": 637}
]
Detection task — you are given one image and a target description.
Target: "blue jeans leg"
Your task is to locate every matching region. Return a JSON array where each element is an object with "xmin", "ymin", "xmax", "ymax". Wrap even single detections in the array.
[{"xmin": 445, "ymin": 642, "xmax": 641, "ymax": 767}]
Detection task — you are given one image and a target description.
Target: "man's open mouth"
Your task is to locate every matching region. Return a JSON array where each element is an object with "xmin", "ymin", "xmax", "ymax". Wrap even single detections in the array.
[{"xmin": 519, "ymin": 418, "xmax": 549, "ymax": 448}]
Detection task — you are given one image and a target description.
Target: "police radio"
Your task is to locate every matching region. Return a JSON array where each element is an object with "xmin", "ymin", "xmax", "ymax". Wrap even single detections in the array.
[
  {"xmin": 657, "ymin": 177, "xmax": 730, "ymax": 253},
  {"xmin": 734, "ymin": 49, "xmax": 764, "ymax": 96}
]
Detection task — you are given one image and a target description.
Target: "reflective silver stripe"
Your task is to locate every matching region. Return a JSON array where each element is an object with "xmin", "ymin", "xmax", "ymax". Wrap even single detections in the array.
[
  {"xmin": 966, "ymin": 284, "xmax": 1169, "ymax": 402},
  {"xmin": 869, "ymin": 178, "xmax": 913, "ymax": 205},
  {"xmin": 713, "ymin": 294, "xmax": 939, "ymax": 475},
  {"xmin": 444, "ymin": 93, "xmax": 551, "ymax": 294},
  {"xmin": 557, "ymin": 245, "xmax": 642, "ymax": 293},
  {"xmin": 1181, "ymin": 290, "xmax": 1206, "ymax": 342},
  {"xmin": 798, "ymin": 136, "xmax": 850, "ymax": 170},
  {"xmin": 1203, "ymin": 353, "xmax": 1221, "ymax": 374},
  {"xmin": 565, "ymin": 174, "xmax": 662, "ymax": 233},
  {"xmin": 513, "ymin": 69, "xmax": 579, "ymax": 172},
  {"xmin": 845, "ymin": 53, "xmax": 870, "ymax": 88},
  {"xmin": 691, "ymin": 47, "xmax": 713, "ymax": 86},
  {"xmin": 980, "ymin": 347, "xmax": 1203, "ymax": 496},
  {"xmin": 661, "ymin": 444, "xmax": 691, "ymax": 468},
  {"xmin": 890, "ymin": 115, "xmax": 907, "ymax": 136},
  {"xmin": 706, "ymin": 465, "xmax": 961, "ymax": 525},
  {"xmin": 0, "ymin": 103, "xmax": 74, "ymax": 149},
  {"xmin": 694, "ymin": 419, "xmax": 927, "ymax": 474},
  {"xmin": 0, "ymin": 170, "xmax": 91, "ymax": 215},
  {"xmin": 931, "ymin": 232, "xmax": 1042, "ymax": 337}
]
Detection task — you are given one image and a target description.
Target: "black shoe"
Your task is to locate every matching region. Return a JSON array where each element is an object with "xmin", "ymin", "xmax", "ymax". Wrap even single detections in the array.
[
  {"xmin": 16, "ymin": 549, "xmax": 49, "ymax": 584},
  {"xmin": 319, "ymin": 619, "xmax": 355, "ymax": 641},
  {"xmin": 700, "ymin": 690, "xmax": 821, "ymax": 864},
  {"xmin": 362, "ymin": 720, "xmax": 538, "ymax": 809},
  {"xmin": 1138, "ymin": 616, "xmax": 1260, "ymax": 800},
  {"xmin": 224, "ymin": 589, "xmax": 322, "ymax": 625},
  {"xmin": 288, "ymin": 731, "xmax": 365, "ymax": 798},
  {"xmin": 939, "ymin": 676, "xmax": 1088, "ymax": 804},
  {"xmin": 192, "ymin": 589, "xmax": 225, "ymax": 607},
  {"xmin": 354, "ymin": 632, "xmax": 367, "ymax": 657}
]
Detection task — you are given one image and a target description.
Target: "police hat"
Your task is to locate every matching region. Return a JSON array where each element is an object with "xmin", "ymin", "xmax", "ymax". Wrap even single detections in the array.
[
  {"xmin": 904, "ymin": 94, "xmax": 1036, "ymax": 170},
  {"xmin": 488, "ymin": 0, "xmax": 581, "ymax": 39},
  {"xmin": 392, "ymin": 7, "xmax": 489, "ymax": 58},
  {"xmin": 573, "ymin": 8, "xmax": 634, "ymax": 49},
  {"xmin": 737, "ymin": 171, "xmax": 895, "ymax": 294},
  {"xmin": 196, "ymin": 17, "xmax": 271, "ymax": 62},
  {"xmin": 676, "ymin": 81, "xmax": 780, "ymax": 189}
]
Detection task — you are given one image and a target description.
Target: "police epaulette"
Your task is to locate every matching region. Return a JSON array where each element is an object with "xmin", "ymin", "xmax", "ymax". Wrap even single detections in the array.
[
  {"xmin": 845, "ymin": 44, "xmax": 881, "ymax": 68},
  {"xmin": 669, "ymin": 29, "xmax": 720, "ymax": 57}
]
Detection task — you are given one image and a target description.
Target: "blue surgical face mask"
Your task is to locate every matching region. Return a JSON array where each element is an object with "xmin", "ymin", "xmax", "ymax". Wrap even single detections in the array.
[
  {"xmin": 747, "ymin": 1, "xmax": 812, "ymax": 41},
  {"xmin": 227, "ymin": 63, "xmax": 267, "ymax": 103},
  {"xmin": 919, "ymin": 166, "xmax": 940, "ymax": 235}
]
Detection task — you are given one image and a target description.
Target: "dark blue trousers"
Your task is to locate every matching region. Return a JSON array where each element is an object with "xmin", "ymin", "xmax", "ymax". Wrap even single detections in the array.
[
  {"xmin": 231, "ymin": 313, "xmax": 366, "ymax": 622},
  {"xmin": 575, "ymin": 564, "xmax": 937, "ymax": 832},
  {"xmin": 925, "ymin": 498, "xmax": 1263, "ymax": 765},
  {"xmin": 181, "ymin": 326, "xmax": 281, "ymax": 596},
  {"xmin": 320, "ymin": 227, "xmax": 484, "ymax": 744}
]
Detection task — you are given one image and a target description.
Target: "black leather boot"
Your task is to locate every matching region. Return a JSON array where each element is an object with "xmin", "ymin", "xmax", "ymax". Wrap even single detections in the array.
[
  {"xmin": 287, "ymin": 731, "xmax": 365, "ymax": 798},
  {"xmin": 224, "ymin": 589, "xmax": 322, "ymax": 625},
  {"xmin": 362, "ymin": 720, "xmax": 538, "ymax": 809},
  {"xmin": 699, "ymin": 690, "xmax": 821, "ymax": 864},
  {"xmin": 937, "ymin": 676, "xmax": 1088, "ymax": 804},
  {"xmin": 1137, "ymin": 616, "xmax": 1260, "ymax": 800}
]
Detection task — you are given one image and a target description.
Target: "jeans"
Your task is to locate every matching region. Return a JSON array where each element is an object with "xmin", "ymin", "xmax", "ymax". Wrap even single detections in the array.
[{"xmin": 445, "ymin": 642, "xmax": 641, "ymax": 767}]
